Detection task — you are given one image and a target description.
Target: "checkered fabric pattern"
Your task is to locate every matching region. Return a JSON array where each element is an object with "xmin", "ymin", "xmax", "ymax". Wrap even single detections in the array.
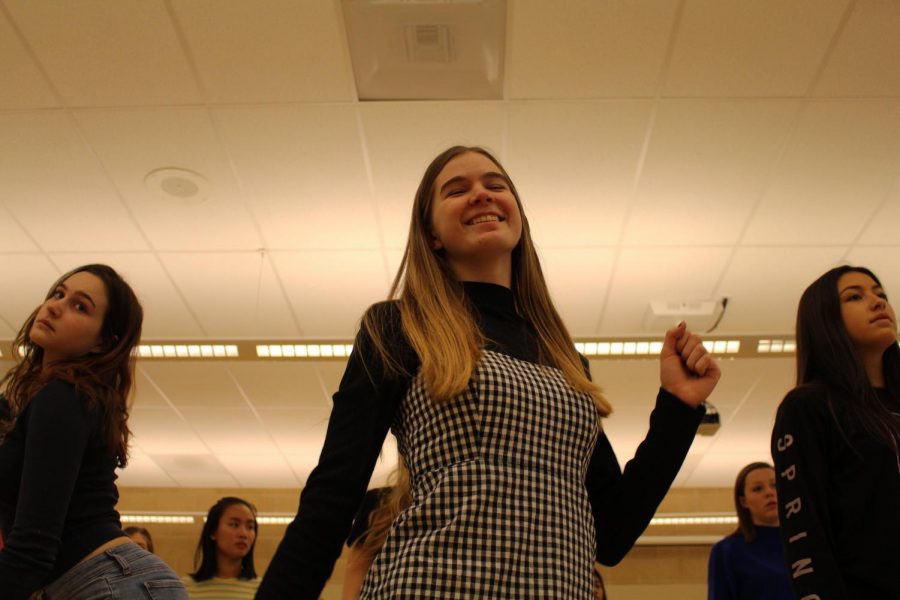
[{"xmin": 359, "ymin": 350, "xmax": 601, "ymax": 599}]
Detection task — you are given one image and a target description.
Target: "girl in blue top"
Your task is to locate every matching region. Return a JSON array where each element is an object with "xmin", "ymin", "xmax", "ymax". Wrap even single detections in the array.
[{"xmin": 707, "ymin": 462, "xmax": 792, "ymax": 600}]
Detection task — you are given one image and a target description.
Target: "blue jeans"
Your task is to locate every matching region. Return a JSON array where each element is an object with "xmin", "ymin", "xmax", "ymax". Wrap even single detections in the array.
[{"xmin": 38, "ymin": 542, "xmax": 187, "ymax": 599}]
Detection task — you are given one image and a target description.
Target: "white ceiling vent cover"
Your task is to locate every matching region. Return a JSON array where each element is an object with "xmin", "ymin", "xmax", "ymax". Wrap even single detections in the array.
[
  {"xmin": 342, "ymin": 0, "xmax": 506, "ymax": 100},
  {"xmin": 642, "ymin": 300, "xmax": 720, "ymax": 332}
]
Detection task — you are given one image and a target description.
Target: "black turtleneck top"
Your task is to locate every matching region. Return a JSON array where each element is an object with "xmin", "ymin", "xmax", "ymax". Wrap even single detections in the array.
[{"xmin": 258, "ymin": 282, "xmax": 704, "ymax": 599}]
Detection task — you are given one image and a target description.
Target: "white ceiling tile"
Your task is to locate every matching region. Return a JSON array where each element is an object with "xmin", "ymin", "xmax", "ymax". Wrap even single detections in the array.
[
  {"xmin": 218, "ymin": 453, "xmax": 298, "ymax": 488},
  {"xmin": 0, "ymin": 206, "xmax": 39, "ymax": 252},
  {"xmin": 508, "ymin": 0, "xmax": 679, "ymax": 98},
  {"xmin": 47, "ymin": 252, "xmax": 203, "ymax": 339},
  {"xmin": 171, "ymin": 0, "xmax": 354, "ymax": 103},
  {"xmin": 844, "ymin": 248, "xmax": 900, "ymax": 298},
  {"xmin": 0, "ymin": 12, "xmax": 58, "ymax": 109},
  {"xmin": 5, "ymin": 0, "xmax": 201, "ymax": 106},
  {"xmin": 129, "ymin": 406, "xmax": 208, "ymax": 455},
  {"xmin": 856, "ymin": 180, "xmax": 900, "ymax": 245},
  {"xmin": 716, "ymin": 247, "xmax": 848, "ymax": 333},
  {"xmin": 179, "ymin": 407, "xmax": 279, "ymax": 455},
  {"xmin": 743, "ymin": 100, "xmax": 900, "ymax": 245},
  {"xmin": 73, "ymin": 108, "xmax": 262, "ymax": 251},
  {"xmin": 133, "ymin": 369, "xmax": 171, "ymax": 409},
  {"xmin": 257, "ymin": 408, "xmax": 332, "ymax": 455},
  {"xmin": 272, "ymin": 251, "xmax": 390, "ymax": 338},
  {"xmin": 506, "ymin": 101, "xmax": 652, "ymax": 247},
  {"xmin": 359, "ymin": 102, "xmax": 508, "ymax": 248},
  {"xmin": 588, "ymin": 360, "xmax": 660, "ymax": 413},
  {"xmin": 624, "ymin": 100, "xmax": 798, "ymax": 245},
  {"xmin": 685, "ymin": 452, "xmax": 774, "ymax": 487},
  {"xmin": 165, "ymin": 472, "xmax": 239, "ymax": 488},
  {"xmin": 599, "ymin": 247, "xmax": 732, "ymax": 334},
  {"xmin": 229, "ymin": 362, "xmax": 330, "ymax": 409},
  {"xmin": 150, "ymin": 453, "xmax": 237, "ymax": 488},
  {"xmin": 664, "ymin": 0, "xmax": 848, "ymax": 97},
  {"xmin": 159, "ymin": 252, "xmax": 298, "ymax": 338},
  {"xmin": 0, "ymin": 254, "xmax": 59, "ymax": 328},
  {"xmin": 540, "ymin": 247, "xmax": 616, "ymax": 336},
  {"xmin": 213, "ymin": 105, "xmax": 377, "ymax": 250},
  {"xmin": 139, "ymin": 363, "xmax": 247, "ymax": 408},
  {"xmin": 0, "ymin": 113, "xmax": 150, "ymax": 251},
  {"xmin": 814, "ymin": 0, "xmax": 900, "ymax": 97},
  {"xmin": 116, "ymin": 447, "xmax": 177, "ymax": 488}
]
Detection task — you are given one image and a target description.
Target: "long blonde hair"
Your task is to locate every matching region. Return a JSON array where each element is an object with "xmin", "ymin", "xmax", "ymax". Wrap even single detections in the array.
[
  {"xmin": 363, "ymin": 146, "xmax": 609, "ymax": 415},
  {"xmin": 357, "ymin": 459, "xmax": 412, "ymax": 560}
]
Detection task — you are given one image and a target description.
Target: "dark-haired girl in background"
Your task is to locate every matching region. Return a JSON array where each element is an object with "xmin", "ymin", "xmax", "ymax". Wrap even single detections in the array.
[
  {"xmin": 0, "ymin": 264, "xmax": 186, "ymax": 599},
  {"xmin": 772, "ymin": 265, "xmax": 900, "ymax": 599},
  {"xmin": 259, "ymin": 146, "xmax": 719, "ymax": 599},
  {"xmin": 184, "ymin": 496, "xmax": 259, "ymax": 599},
  {"xmin": 707, "ymin": 462, "xmax": 792, "ymax": 599}
]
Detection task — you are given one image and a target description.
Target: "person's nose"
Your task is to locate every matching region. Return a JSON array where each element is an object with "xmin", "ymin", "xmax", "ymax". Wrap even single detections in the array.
[
  {"xmin": 468, "ymin": 185, "xmax": 493, "ymax": 205},
  {"xmin": 45, "ymin": 300, "xmax": 62, "ymax": 317}
]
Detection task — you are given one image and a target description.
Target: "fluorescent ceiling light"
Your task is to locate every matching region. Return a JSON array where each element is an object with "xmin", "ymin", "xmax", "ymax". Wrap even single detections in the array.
[
  {"xmin": 757, "ymin": 339, "xmax": 796, "ymax": 354},
  {"xmin": 135, "ymin": 344, "xmax": 239, "ymax": 359},
  {"xmin": 120, "ymin": 514, "xmax": 195, "ymax": 524},
  {"xmin": 256, "ymin": 344, "xmax": 354, "ymax": 359}
]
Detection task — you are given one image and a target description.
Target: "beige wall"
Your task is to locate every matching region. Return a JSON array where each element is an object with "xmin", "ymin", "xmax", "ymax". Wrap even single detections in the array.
[{"xmin": 119, "ymin": 486, "xmax": 735, "ymax": 599}]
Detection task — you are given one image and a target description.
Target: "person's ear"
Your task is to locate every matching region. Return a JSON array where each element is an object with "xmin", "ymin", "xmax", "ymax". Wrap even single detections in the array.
[
  {"xmin": 739, "ymin": 496, "xmax": 748, "ymax": 509},
  {"xmin": 430, "ymin": 232, "xmax": 443, "ymax": 251}
]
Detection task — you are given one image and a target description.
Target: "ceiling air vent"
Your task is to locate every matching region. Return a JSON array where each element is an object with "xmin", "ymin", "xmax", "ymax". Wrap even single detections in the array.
[
  {"xmin": 342, "ymin": 0, "xmax": 506, "ymax": 100},
  {"xmin": 405, "ymin": 25, "xmax": 452, "ymax": 62}
]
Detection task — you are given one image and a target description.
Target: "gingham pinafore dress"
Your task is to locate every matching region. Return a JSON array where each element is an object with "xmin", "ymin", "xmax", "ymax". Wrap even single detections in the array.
[{"xmin": 359, "ymin": 349, "xmax": 601, "ymax": 598}]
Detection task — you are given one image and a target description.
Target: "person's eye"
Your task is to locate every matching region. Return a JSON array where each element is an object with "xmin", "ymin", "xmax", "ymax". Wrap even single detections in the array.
[
  {"xmin": 487, "ymin": 183, "xmax": 507, "ymax": 191},
  {"xmin": 52, "ymin": 290, "xmax": 64, "ymax": 299},
  {"xmin": 447, "ymin": 188, "xmax": 464, "ymax": 197},
  {"xmin": 74, "ymin": 302, "xmax": 86, "ymax": 312}
]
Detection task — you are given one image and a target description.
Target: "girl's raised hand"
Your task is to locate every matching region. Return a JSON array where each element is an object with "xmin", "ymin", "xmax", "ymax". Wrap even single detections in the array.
[{"xmin": 659, "ymin": 321, "xmax": 721, "ymax": 408}]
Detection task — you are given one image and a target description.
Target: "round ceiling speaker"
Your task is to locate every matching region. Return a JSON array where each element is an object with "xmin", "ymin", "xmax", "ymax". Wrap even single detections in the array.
[{"xmin": 144, "ymin": 167, "xmax": 210, "ymax": 205}]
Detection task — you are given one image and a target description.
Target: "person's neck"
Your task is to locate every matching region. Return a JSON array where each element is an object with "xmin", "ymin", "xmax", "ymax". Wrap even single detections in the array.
[
  {"xmin": 860, "ymin": 349, "xmax": 886, "ymax": 388},
  {"xmin": 216, "ymin": 556, "xmax": 243, "ymax": 579},
  {"xmin": 448, "ymin": 257, "xmax": 512, "ymax": 288}
]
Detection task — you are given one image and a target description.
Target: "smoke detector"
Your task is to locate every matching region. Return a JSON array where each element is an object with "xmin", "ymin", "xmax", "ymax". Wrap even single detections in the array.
[
  {"xmin": 341, "ymin": 0, "xmax": 506, "ymax": 100},
  {"xmin": 144, "ymin": 168, "xmax": 210, "ymax": 205}
]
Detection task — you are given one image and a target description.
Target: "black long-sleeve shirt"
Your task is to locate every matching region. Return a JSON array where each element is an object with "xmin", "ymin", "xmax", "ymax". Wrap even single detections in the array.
[
  {"xmin": 257, "ymin": 282, "xmax": 704, "ymax": 599},
  {"xmin": 0, "ymin": 379, "xmax": 123, "ymax": 600},
  {"xmin": 771, "ymin": 385, "xmax": 900, "ymax": 599}
]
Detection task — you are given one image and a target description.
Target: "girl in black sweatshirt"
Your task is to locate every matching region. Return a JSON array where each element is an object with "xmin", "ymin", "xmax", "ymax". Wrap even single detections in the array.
[{"xmin": 772, "ymin": 265, "xmax": 900, "ymax": 599}]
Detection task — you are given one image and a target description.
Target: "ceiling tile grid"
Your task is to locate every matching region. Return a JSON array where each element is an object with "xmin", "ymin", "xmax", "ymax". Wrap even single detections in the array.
[
  {"xmin": 663, "ymin": 0, "xmax": 849, "ymax": 97},
  {"xmin": 0, "ymin": 112, "xmax": 150, "ymax": 252},
  {"xmin": 623, "ymin": 100, "xmax": 800, "ymax": 246},
  {"xmin": 213, "ymin": 104, "xmax": 378, "ymax": 251},
  {"xmin": 169, "ymin": 0, "xmax": 356, "ymax": 104},
  {"xmin": 507, "ymin": 0, "xmax": 680, "ymax": 98},
  {"xmin": 3, "ymin": 0, "xmax": 202, "ymax": 107},
  {"xmin": 505, "ymin": 101, "xmax": 653, "ymax": 248}
]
